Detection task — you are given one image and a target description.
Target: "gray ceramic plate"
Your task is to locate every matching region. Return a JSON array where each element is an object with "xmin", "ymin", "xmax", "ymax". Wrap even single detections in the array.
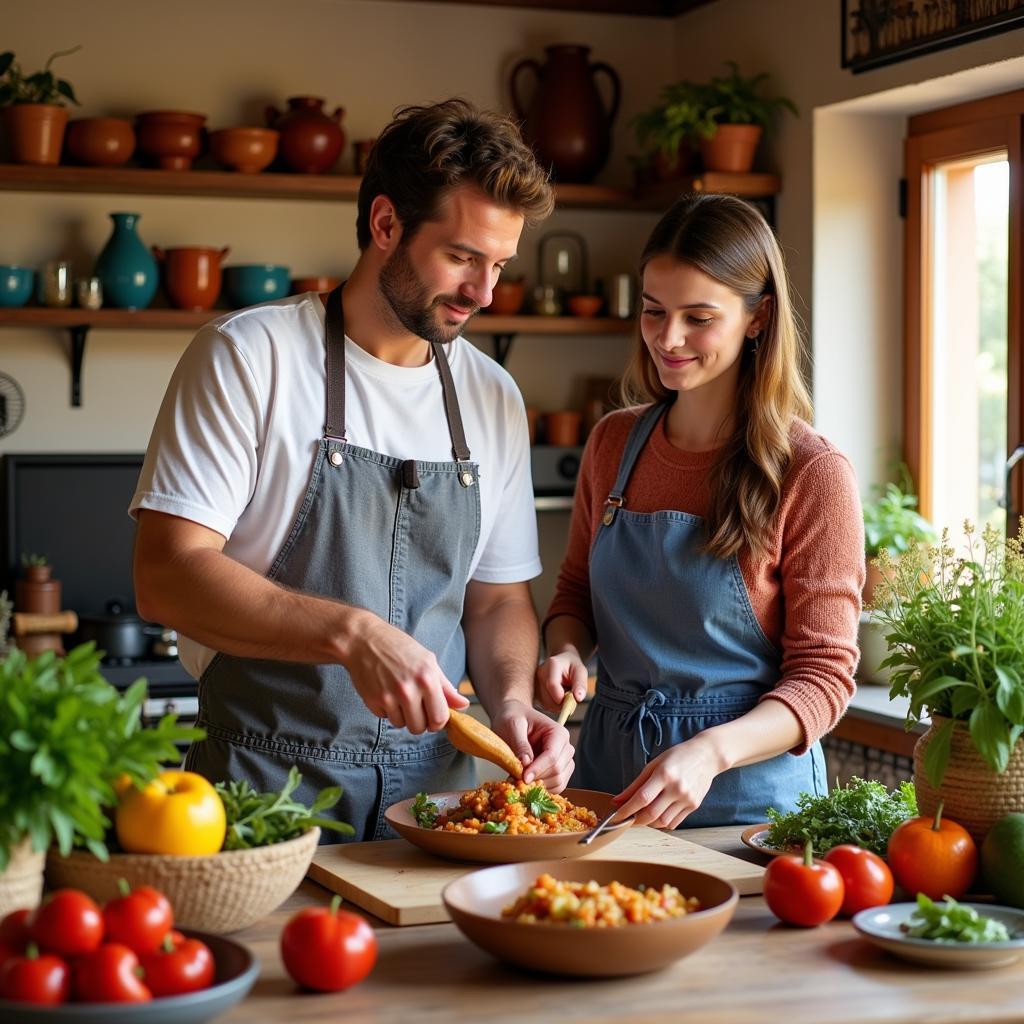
[
  {"xmin": 853, "ymin": 903, "xmax": 1024, "ymax": 969},
  {"xmin": 0, "ymin": 929, "xmax": 259, "ymax": 1023}
]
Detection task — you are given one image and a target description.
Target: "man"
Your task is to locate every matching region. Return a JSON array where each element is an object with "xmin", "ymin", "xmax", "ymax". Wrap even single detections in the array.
[{"xmin": 131, "ymin": 98, "xmax": 573, "ymax": 842}]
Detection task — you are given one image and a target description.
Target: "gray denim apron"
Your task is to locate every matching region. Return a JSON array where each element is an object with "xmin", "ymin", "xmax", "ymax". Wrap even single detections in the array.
[
  {"xmin": 184, "ymin": 284, "xmax": 479, "ymax": 841},
  {"xmin": 573, "ymin": 402, "xmax": 825, "ymax": 826}
]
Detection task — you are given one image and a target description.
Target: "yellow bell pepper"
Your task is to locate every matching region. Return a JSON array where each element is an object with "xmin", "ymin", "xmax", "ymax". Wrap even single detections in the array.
[{"xmin": 116, "ymin": 770, "xmax": 226, "ymax": 856}]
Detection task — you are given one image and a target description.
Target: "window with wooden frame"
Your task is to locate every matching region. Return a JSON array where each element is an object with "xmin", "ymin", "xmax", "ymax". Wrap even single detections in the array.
[{"xmin": 904, "ymin": 90, "xmax": 1023, "ymax": 536}]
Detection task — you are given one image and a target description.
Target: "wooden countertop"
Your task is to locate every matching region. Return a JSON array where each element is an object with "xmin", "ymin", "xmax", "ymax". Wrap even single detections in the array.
[{"xmin": 220, "ymin": 827, "xmax": 1021, "ymax": 1023}]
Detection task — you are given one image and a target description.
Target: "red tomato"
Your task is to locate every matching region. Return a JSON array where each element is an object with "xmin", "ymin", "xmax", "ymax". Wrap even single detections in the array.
[
  {"xmin": 28, "ymin": 889, "xmax": 104, "ymax": 958},
  {"xmin": 280, "ymin": 896, "xmax": 377, "ymax": 992},
  {"xmin": 0, "ymin": 948, "xmax": 70, "ymax": 1005},
  {"xmin": 102, "ymin": 881, "xmax": 174, "ymax": 955},
  {"xmin": 823, "ymin": 845, "xmax": 895, "ymax": 917},
  {"xmin": 73, "ymin": 943, "xmax": 153, "ymax": 1003},
  {"xmin": 0, "ymin": 908, "xmax": 31, "ymax": 967},
  {"xmin": 763, "ymin": 840, "xmax": 845, "ymax": 927},
  {"xmin": 141, "ymin": 931, "xmax": 215, "ymax": 997},
  {"xmin": 887, "ymin": 802, "xmax": 978, "ymax": 900}
]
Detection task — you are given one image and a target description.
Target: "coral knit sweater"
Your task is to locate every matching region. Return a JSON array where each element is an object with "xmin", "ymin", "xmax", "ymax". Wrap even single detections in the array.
[{"xmin": 544, "ymin": 407, "xmax": 865, "ymax": 754}]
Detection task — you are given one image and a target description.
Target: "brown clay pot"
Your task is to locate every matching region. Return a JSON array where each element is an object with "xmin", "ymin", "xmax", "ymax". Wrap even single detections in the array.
[
  {"xmin": 699, "ymin": 124, "xmax": 763, "ymax": 174},
  {"xmin": 3, "ymin": 104, "xmax": 69, "ymax": 165},
  {"xmin": 209, "ymin": 127, "xmax": 279, "ymax": 174},
  {"xmin": 153, "ymin": 245, "xmax": 229, "ymax": 311},
  {"xmin": 291, "ymin": 275, "xmax": 341, "ymax": 295},
  {"xmin": 65, "ymin": 117, "xmax": 136, "ymax": 167},
  {"xmin": 135, "ymin": 111, "xmax": 206, "ymax": 170},
  {"xmin": 545, "ymin": 411, "xmax": 583, "ymax": 447},
  {"xmin": 15, "ymin": 563, "xmax": 61, "ymax": 614},
  {"xmin": 485, "ymin": 279, "xmax": 526, "ymax": 316},
  {"xmin": 510, "ymin": 44, "xmax": 620, "ymax": 184},
  {"xmin": 266, "ymin": 96, "xmax": 345, "ymax": 174}
]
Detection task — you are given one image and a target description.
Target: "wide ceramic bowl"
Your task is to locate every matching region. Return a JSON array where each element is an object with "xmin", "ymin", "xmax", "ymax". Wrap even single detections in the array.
[
  {"xmin": 0, "ymin": 927, "xmax": 259, "ymax": 1023},
  {"xmin": 291, "ymin": 274, "xmax": 341, "ymax": 295},
  {"xmin": 383, "ymin": 787, "xmax": 630, "ymax": 863},
  {"xmin": 209, "ymin": 127, "xmax": 279, "ymax": 174},
  {"xmin": 0, "ymin": 265, "xmax": 35, "ymax": 307},
  {"xmin": 224, "ymin": 264, "xmax": 291, "ymax": 307},
  {"xmin": 443, "ymin": 859, "xmax": 738, "ymax": 977},
  {"xmin": 65, "ymin": 117, "xmax": 136, "ymax": 167}
]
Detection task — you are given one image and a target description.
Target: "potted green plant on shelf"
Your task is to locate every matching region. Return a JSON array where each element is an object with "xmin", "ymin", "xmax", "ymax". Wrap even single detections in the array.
[
  {"xmin": 696, "ymin": 61, "xmax": 797, "ymax": 173},
  {"xmin": 630, "ymin": 80, "xmax": 708, "ymax": 184},
  {"xmin": 863, "ymin": 479, "xmax": 936, "ymax": 606},
  {"xmin": 0, "ymin": 46, "xmax": 81, "ymax": 166},
  {"xmin": 0, "ymin": 642, "xmax": 202, "ymax": 916},
  {"xmin": 872, "ymin": 522, "xmax": 1024, "ymax": 844}
]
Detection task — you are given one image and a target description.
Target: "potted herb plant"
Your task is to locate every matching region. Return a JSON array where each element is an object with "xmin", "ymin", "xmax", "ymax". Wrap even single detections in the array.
[
  {"xmin": 0, "ymin": 642, "xmax": 202, "ymax": 915},
  {"xmin": 872, "ymin": 522, "xmax": 1024, "ymax": 844},
  {"xmin": 863, "ymin": 480, "xmax": 936, "ymax": 606},
  {"xmin": 695, "ymin": 61, "xmax": 797, "ymax": 174},
  {"xmin": 630, "ymin": 80, "xmax": 706, "ymax": 183},
  {"xmin": 0, "ymin": 46, "xmax": 81, "ymax": 165}
]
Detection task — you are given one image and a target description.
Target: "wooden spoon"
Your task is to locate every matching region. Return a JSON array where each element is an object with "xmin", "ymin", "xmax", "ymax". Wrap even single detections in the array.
[
  {"xmin": 556, "ymin": 692, "xmax": 577, "ymax": 727},
  {"xmin": 446, "ymin": 708, "xmax": 523, "ymax": 780}
]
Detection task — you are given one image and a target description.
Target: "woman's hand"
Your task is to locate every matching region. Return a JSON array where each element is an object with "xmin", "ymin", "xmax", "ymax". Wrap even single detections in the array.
[
  {"xmin": 534, "ymin": 649, "xmax": 589, "ymax": 713},
  {"xmin": 612, "ymin": 735, "xmax": 727, "ymax": 830}
]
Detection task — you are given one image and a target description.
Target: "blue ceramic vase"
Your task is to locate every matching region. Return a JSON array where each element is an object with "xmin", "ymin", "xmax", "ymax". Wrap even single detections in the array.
[{"xmin": 94, "ymin": 212, "xmax": 158, "ymax": 310}]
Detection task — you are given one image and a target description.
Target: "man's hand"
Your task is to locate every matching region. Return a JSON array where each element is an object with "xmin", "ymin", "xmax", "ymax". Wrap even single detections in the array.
[
  {"xmin": 345, "ymin": 614, "xmax": 469, "ymax": 733},
  {"xmin": 489, "ymin": 699, "xmax": 574, "ymax": 793}
]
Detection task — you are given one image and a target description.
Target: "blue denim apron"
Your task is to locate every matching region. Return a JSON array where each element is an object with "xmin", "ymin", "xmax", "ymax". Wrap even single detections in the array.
[
  {"xmin": 573, "ymin": 402, "xmax": 825, "ymax": 826},
  {"xmin": 185, "ymin": 284, "xmax": 478, "ymax": 841}
]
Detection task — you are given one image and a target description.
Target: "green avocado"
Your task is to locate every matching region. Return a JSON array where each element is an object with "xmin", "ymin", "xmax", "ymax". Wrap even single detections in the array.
[{"xmin": 981, "ymin": 812, "xmax": 1024, "ymax": 907}]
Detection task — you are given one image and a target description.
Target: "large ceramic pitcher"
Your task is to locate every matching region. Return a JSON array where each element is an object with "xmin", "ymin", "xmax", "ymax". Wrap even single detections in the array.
[{"xmin": 510, "ymin": 44, "xmax": 620, "ymax": 184}]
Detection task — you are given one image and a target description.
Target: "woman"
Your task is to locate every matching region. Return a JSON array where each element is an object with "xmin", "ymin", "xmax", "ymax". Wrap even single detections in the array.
[{"xmin": 537, "ymin": 193, "xmax": 864, "ymax": 829}]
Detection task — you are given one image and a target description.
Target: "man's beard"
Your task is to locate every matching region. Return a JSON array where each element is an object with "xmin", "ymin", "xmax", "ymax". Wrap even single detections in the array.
[{"xmin": 378, "ymin": 242, "xmax": 479, "ymax": 345}]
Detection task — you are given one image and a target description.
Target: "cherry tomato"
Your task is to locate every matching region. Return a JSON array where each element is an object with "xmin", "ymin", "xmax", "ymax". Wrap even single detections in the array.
[
  {"xmin": 823, "ymin": 845, "xmax": 894, "ymax": 916},
  {"xmin": 28, "ymin": 889, "xmax": 103, "ymax": 958},
  {"xmin": 887, "ymin": 801, "xmax": 978, "ymax": 900},
  {"xmin": 102, "ymin": 880, "xmax": 174, "ymax": 956},
  {"xmin": 73, "ymin": 943, "xmax": 152, "ymax": 1003},
  {"xmin": 141, "ymin": 931, "xmax": 215, "ymax": 997},
  {"xmin": 763, "ymin": 839, "xmax": 845, "ymax": 927},
  {"xmin": 0, "ymin": 908, "xmax": 31, "ymax": 967},
  {"xmin": 0, "ymin": 945, "xmax": 70, "ymax": 1005},
  {"xmin": 280, "ymin": 895, "xmax": 377, "ymax": 992}
]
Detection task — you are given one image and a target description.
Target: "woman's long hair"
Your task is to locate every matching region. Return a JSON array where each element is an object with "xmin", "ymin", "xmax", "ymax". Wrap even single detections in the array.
[{"xmin": 620, "ymin": 192, "xmax": 811, "ymax": 559}]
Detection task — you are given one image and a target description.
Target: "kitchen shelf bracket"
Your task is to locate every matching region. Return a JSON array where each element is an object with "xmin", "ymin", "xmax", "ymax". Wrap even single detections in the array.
[
  {"xmin": 69, "ymin": 323, "xmax": 88, "ymax": 407},
  {"xmin": 491, "ymin": 333, "xmax": 516, "ymax": 366}
]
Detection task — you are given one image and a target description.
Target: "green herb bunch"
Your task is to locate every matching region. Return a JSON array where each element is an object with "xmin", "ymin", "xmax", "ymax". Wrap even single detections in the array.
[
  {"xmin": 764, "ymin": 776, "xmax": 917, "ymax": 857},
  {"xmin": 0, "ymin": 47, "xmax": 81, "ymax": 107},
  {"xmin": 700, "ymin": 61, "xmax": 797, "ymax": 133},
  {"xmin": 873, "ymin": 522, "xmax": 1024, "ymax": 783},
  {"xmin": 412, "ymin": 791, "xmax": 438, "ymax": 829},
  {"xmin": 863, "ymin": 481, "xmax": 936, "ymax": 559},
  {"xmin": 216, "ymin": 766, "xmax": 353, "ymax": 849},
  {"xmin": 510, "ymin": 784, "xmax": 560, "ymax": 819},
  {"xmin": 0, "ymin": 643, "xmax": 203, "ymax": 870},
  {"xmin": 902, "ymin": 894, "xmax": 1012, "ymax": 944}
]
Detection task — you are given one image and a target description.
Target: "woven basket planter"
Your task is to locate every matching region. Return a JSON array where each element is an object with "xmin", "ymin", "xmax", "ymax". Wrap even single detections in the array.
[
  {"xmin": 45, "ymin": 826, "xmax": 319, "ymax": 934},
  {"xmin": 914, "ymin": 716, "xmax": 1024, "ymax": 845},
  {"xmin": 0, "ymin": 838, "xmax": 45, "ymax": 917}
]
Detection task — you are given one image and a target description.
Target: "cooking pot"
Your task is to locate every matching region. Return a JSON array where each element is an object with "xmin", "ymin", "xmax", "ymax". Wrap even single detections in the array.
[{"xmin": 77, "ymin": 600, "xmax": 162, "ymax": 661}]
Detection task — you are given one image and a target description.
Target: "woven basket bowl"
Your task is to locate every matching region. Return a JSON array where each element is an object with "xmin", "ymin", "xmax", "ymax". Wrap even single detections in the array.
[
  {"xmin": 45, "ymin": 826, "xmax": 320, "ymax": 933},
  {"xmin": 0, "ymin": 839, "xmax": 45, "ymax": 917},
  {"xmin": 914, "ymin": 717, "xmax": 1024, "ymax": 845}
]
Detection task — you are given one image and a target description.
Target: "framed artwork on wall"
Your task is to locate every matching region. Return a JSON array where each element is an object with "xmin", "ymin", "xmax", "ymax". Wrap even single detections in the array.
[{"xmin": 842, "ymin": 0, "xmax": 1024, "ymax": 73}]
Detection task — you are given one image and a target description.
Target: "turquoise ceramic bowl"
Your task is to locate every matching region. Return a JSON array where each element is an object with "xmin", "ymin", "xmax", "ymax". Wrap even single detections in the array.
[
  {"xmin": 224, "ymin": 264, "xmax": 290, "ymax": 307},
  {"xmin": 0, "ymin": 266, "xmax": 35, "ymax": 307}
]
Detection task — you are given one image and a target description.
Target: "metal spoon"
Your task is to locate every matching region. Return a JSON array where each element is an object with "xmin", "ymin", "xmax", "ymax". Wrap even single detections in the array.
[{"xmin": 578, "ymin": 804, "xmax": 632, "ymax": 845}]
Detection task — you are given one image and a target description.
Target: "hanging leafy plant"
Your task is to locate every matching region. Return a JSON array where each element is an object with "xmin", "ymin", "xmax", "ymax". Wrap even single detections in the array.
[{"xmin": 0, "ymin": 46, "xmax": 82, "ymax": 107}]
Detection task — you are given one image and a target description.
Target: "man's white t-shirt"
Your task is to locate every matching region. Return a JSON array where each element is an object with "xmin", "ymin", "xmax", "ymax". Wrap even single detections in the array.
[{"xmin": 130, "ymin": 293, "xmax": 541, "ymax": 679}]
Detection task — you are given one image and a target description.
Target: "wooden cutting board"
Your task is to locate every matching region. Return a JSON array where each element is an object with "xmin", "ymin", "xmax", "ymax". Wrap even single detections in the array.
[{"xmin": 307, "ymin": 826, "xmax": 764, "ymax": 926}]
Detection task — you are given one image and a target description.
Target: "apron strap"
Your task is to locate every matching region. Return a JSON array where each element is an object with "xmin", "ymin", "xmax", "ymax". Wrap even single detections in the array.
[
  {"xmin": 324, "ymin": 284, "xmax": 347, "ymax": 442},
  {"xmin": 430, "ymin": 340, "xmax": 471, "ymax": 463},
  {"xmin": 602, "ymin": 401, "xmax": 668, "ymax": 525}
]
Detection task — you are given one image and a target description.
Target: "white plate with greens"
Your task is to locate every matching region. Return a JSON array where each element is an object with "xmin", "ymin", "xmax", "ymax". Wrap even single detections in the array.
[{"xmin": 853, "ymin": 899, "xmax": 1024, "ymax": 969}]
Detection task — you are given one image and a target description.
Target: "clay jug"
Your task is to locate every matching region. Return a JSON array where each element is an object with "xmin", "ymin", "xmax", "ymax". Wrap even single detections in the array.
[
  {"xmin": 510, "ymin": 44, "xmax": 620, "ymax": 184},
  {"xmin": 153, "ymin": 245, "xmax": 230, "ymax": 311},
  {"xmin": 265, "ymin": 96, "xmax": 345, "ymax": 174}
]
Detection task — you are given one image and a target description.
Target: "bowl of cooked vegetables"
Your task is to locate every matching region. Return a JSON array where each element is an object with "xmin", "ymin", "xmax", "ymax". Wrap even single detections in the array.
[
  {"xmin": 442, "ymin": 859, "xmax": 738, "ymax": 976},
  {"xmin": 383, "ymin": 781, "xmax": 631, "ymax": 863}
]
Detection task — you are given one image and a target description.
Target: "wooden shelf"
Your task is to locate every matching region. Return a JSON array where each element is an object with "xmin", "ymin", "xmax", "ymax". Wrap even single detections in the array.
[{"xmin": 0, "ymin": 164, "xmax": 779, "ymax": 210}]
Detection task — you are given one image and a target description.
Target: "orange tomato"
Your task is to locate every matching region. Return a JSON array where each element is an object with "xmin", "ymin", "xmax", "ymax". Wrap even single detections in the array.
[
  {"xmin": 116, "ymin": 770, "xmax": 226, "ymax": 856},
  {"xmin": 886, "ymin": 801, "xmax": 977, "ymax": 900}
]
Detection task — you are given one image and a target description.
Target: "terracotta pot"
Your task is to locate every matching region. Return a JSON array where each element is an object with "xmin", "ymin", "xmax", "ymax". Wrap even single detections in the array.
[
  {"xmin": 266, "ymin": 96, "xmax": 345, "ymax": 174},
  {"xmin": 209, "ymin": 127, "xmax": 279, "ymax": 174},
  {"xmin": 2, "ymin": 103, "xmax": 69, "ymax": 165},
  {"xmin": 525, "ymin": 406, "xmax": 540, "ymax": 445},
  {"xmin": 698, "ymin": 123, "xmax": 763, "ymax": 174},
  {"xmin": 0, "ymin": 838, "xmax": 44, "ymax": 918},
  {"xmin": 544, "ymin": 410, "xmax": 583, "ymax": 447},
  {"xmin": 65, "ymin": 117, "xmax": 136, "ymax": 167},
  {"xmin": 510, "ymin": 44, "xmax": 620, "ymax": 184},
  {"xmin": 135, "ymin": 110, "xmax": 206, "ymax": 170},
  {"xmin": 291, "ymin": 275, "xmax": 341, "ymax": 295},
  {"xmin": 153, "ymin": 245, "xmax": 229, "ymax": 311},
  {"xmin": 568, "ymin": 294, "xmax": 603, "ymax": 318},
  {"xmin": 913, "ymin": 714, "xmax": 1024, "ymax": 846},
  {"xmin": 485, "ymin": 279, "xmax": 525, "ymax": 316},
  {"xmin": 653, "ymin": 140, "xmax": 697, "ymax": 181}
]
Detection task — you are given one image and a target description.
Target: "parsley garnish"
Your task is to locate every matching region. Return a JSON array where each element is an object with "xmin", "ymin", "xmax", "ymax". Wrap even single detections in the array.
[
  {"xmin": 482, "ymin": 821, "xmax": 509, "ymax": 834},
  {"xmin": 523, "ymin": 785, "xmax": 560, "ymax": 818},
  {"xmin": 412, "ymin": 791, "xmax": 439, "ymax": 829}
]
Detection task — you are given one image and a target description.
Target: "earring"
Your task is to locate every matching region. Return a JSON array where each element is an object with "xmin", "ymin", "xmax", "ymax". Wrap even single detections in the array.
[{"xmin": 746, "ymin": 331, "xmax": 761, "ymax": 354}]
